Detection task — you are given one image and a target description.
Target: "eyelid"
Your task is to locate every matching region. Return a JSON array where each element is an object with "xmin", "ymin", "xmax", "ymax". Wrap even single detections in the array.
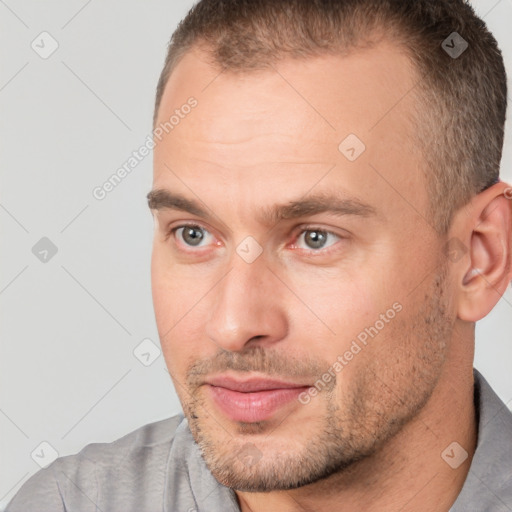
[
  {"xmin": 288, "ymin": 225, "xmax": 347, "ymax": 254},
  {"xmin": 167, "ymin": 222, "xmax": 217, "ymax": 250},
  {"xmin": 166, "ymin": 221, "xmax": 348, "ymax": 255},
  {"xmin": 165, "ymin": 220, "xmax": 211, "ymax": 239},
  {"xmin": 294, "ymin": 223, "xmax": 346, "ymax": 234}
]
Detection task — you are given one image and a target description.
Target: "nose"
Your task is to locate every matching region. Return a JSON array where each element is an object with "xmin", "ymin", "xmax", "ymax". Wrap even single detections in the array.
[{"xmin": 205, "ymin": 256, "xmax": 288, "ymax": 352}]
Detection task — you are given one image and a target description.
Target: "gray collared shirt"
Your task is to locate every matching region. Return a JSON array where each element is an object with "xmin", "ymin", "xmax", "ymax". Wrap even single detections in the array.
[{"xmin": 6, "ymin": 369, "xmax": 512, "ymax": 511}]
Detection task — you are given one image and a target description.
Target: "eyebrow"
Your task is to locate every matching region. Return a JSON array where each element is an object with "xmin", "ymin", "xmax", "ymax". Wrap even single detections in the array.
[{"xmin": 147, "ymin": 188, "xmax": 379, "ymax": 225}]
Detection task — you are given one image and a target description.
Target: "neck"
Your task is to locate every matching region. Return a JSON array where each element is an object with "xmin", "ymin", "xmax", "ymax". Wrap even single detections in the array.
[{"xmin": 236, "ymin": 359, "xmax": 477, "ymax": 512}]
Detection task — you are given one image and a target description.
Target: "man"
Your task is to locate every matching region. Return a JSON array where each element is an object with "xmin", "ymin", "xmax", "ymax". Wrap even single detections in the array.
[{"xmin": 7, "ymin": 0, "xmax": 512, "ymax": 510}]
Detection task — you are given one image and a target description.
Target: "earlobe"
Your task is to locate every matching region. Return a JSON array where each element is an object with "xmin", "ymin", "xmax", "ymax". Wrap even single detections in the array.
[{"xmin": 456, "ymin": 183, "xmax": 512, "ymax": 322}]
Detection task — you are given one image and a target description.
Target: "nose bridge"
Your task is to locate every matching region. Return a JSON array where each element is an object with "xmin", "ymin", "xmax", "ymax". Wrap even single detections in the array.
[{"xmin": 205, "ymin": 253, "xmax": 287, "ymax": 351}]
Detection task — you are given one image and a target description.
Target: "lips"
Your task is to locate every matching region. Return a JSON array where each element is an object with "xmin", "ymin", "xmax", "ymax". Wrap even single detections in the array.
[
  {"xmin": 204, "ymin": 374, "xmax": 312, "ymax": 423},
  {"xmin": 205, "ymin": 375, "xmax": 311, "ymax": 392}
]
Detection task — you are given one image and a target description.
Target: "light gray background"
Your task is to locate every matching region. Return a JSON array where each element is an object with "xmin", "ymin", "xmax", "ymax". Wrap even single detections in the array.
[{"xmin": 1, "ymin": 0, "xmax": 511, "ymax": 508}]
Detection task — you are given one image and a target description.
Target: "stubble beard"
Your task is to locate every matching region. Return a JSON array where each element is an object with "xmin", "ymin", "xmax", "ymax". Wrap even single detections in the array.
[{"xmin": 179, "ymin": 263, "xmax": 453, "ymax": 492}]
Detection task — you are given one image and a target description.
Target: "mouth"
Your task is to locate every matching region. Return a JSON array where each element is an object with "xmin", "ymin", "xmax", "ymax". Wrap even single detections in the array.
[{"xmin": 204, "ymin": 374, "xmax": 313, "ymax": 423}]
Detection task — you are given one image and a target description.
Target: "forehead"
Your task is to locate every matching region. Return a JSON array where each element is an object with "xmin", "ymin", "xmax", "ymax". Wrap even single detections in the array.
[
  {"xmin": 162, "ymin": 41, "xmax": 416, "ymax": 123},
  {"xmin": 152, "ymin": 42, "xmax": 427, "ymax": 228}
]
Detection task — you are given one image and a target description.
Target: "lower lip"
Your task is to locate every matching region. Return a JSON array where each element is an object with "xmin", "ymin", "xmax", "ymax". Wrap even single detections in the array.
[{"xmin": 206, "ymin": 384, "xmax": 311, "ymax": 423}]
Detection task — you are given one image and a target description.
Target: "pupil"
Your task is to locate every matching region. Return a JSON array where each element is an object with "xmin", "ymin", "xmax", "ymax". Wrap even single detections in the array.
[
  {"xmin": 184, "ymin": 226, "xmax": 203, "ymax": 246},
  {"xmin": 305, "ymin": 230, "xmax": 326, "ymax": 249}
]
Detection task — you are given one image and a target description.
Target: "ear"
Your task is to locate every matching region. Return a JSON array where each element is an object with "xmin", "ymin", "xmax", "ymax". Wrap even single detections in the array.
[{"xmin": 455, "ymin": 182, "xmax": 512, "ymax": 322}]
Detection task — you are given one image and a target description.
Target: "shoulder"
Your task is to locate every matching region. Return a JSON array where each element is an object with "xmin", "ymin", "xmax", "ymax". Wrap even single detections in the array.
[
  {"xmin": 473, "ymin": 371, "xmax": 512, "ymax": 502},
  {"xmin": 68, "ymin": 413, "xmax": 184, "ymax": 465},
  {"xmin": 5, "ymin": 413, "xmax": 185, "ymax": 512},
  {"xmin": 451, "ymin": 370, "xmax": 512, "ymax": 511},
  {"xmin": 56, "ymin": 413, "xmax": 185, "ymax": 480}
]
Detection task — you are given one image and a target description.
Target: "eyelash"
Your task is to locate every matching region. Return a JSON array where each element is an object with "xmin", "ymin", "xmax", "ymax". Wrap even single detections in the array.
[
  {"xmin": 166, "ymin": 222, "xmax": 344, "ymax": 256},
  {"xmin": 291, "ymin": 225, "xmax": 343, "ymax": 255}
]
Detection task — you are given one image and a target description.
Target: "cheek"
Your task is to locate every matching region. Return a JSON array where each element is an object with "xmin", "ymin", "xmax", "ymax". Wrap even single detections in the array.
[
  {"xmin": 285, "ymin": 273, "xmax": 409, "ymax": 392},
  {"xmin": 151, "ymin": 248, "xmax": 218, "ymax": 374},
  {"xmin": 284, "ymin": 269, "xmax": 384, "ymax": 347},
  {"xmin": 151, "ymin": 250, "xmax": 173, "ymax": 329},
  {"xmin": 151, "ymin": 250, "xmax": 192, "ymax": 356},
  {"xmin": 151, "ymin": 244, "xmax": 196, "ymax": 315}
]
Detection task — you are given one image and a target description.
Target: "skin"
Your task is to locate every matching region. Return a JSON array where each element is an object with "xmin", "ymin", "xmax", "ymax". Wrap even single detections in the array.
[{"xmin": 149, "ymin": 40, "xmax": 512, "ymax": 512}]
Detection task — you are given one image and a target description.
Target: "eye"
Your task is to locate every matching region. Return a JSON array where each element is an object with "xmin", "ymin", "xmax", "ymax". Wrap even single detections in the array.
[
  {"xmin": 173, "ymin": 224, "xmax": 214, "ymax": 248},
  {"xmin": 294, "ymin": 228, "xmax": 341, "ymax": 251}
]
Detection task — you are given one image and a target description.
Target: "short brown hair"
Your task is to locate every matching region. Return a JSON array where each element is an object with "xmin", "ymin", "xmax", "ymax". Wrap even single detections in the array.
[{"xmin": 154, "ymin": 0, "xmax": 507, "ymax": 234}]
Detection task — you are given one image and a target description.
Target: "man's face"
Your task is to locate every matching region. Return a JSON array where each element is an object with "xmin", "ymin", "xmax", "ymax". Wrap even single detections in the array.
[{"xmin": 150, "ymin": 42, "xmax": 456, "ymax": 491}]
